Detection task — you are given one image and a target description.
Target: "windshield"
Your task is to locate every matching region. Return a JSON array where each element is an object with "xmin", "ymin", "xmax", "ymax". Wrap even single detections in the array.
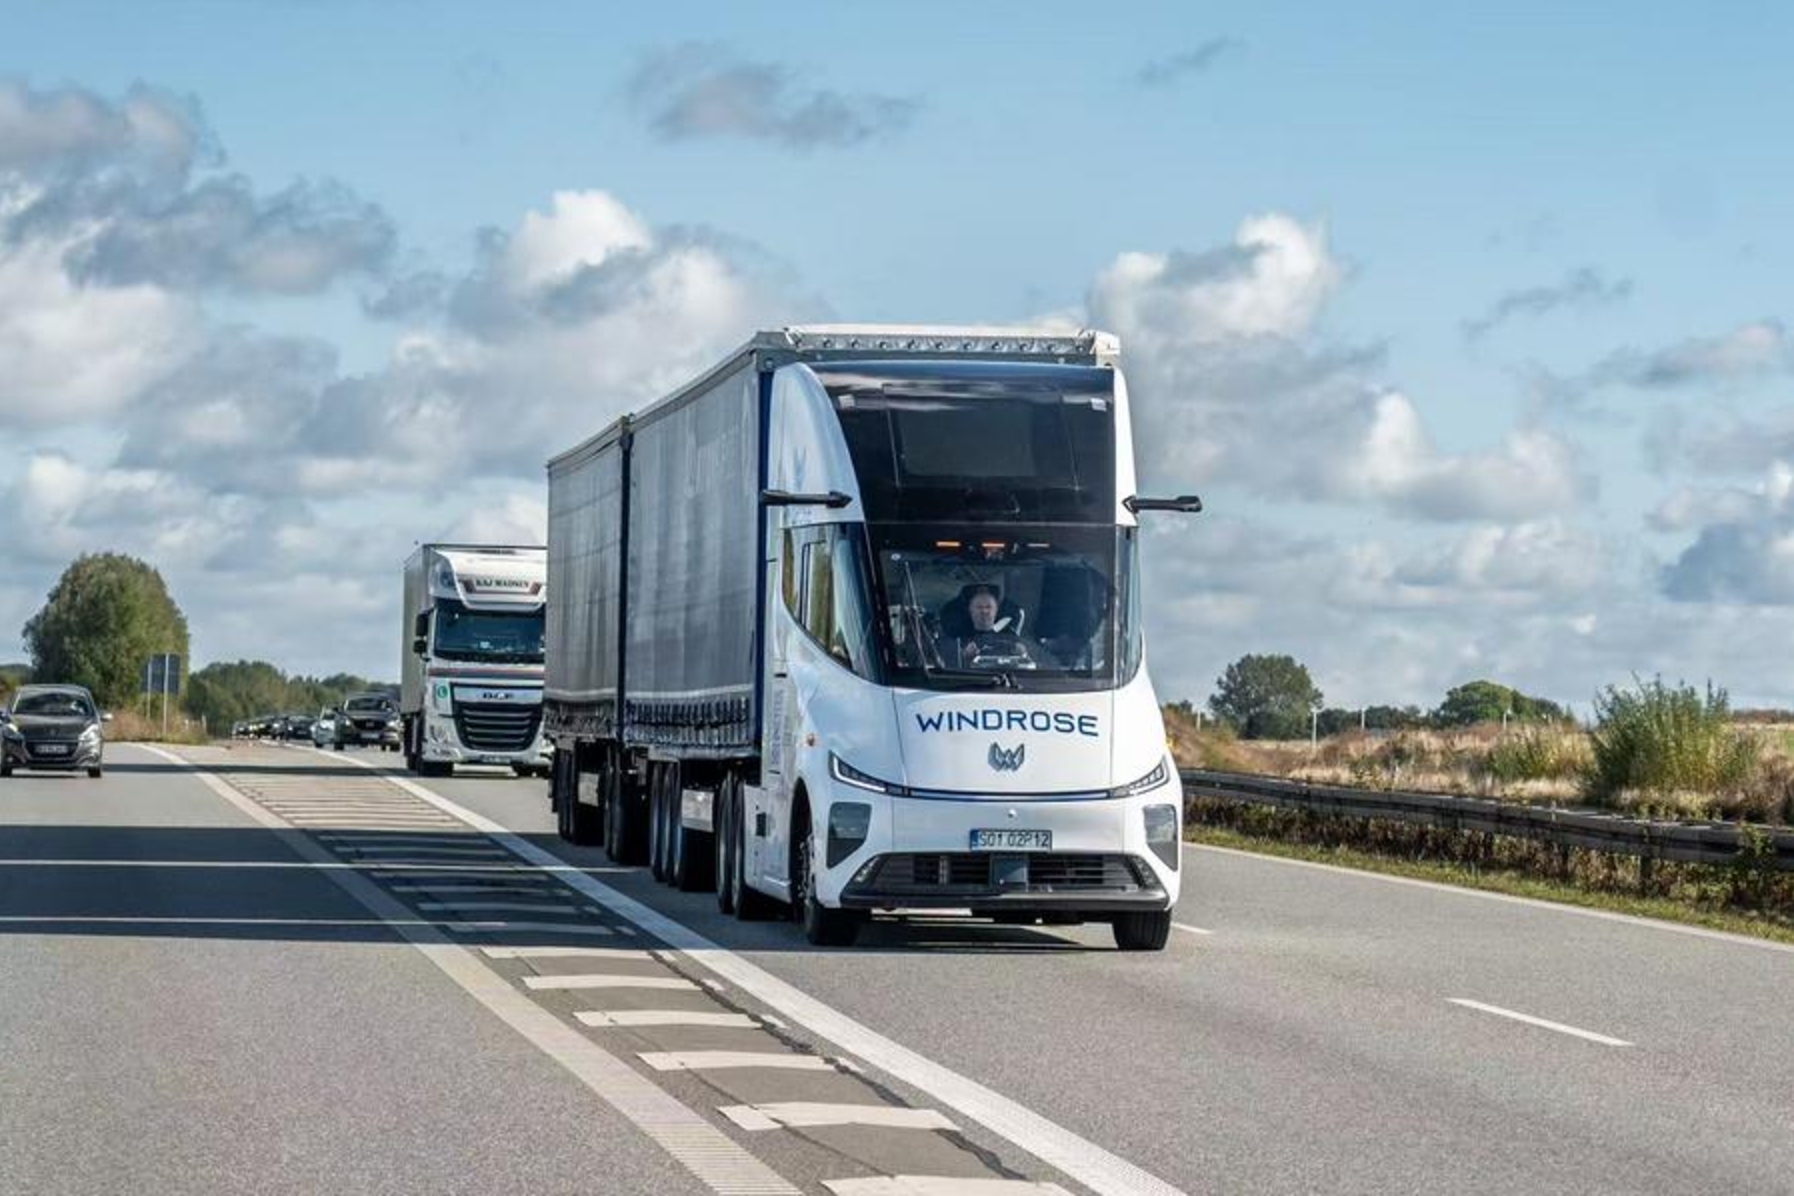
[
  {"xmin": 868, "ymin": 524, "xmax": 1140, "ymax": 692},
  {"xmin": 344, "ymin": 696, "xmax": 394, "ymax": 714},
  {"xmin": 14, "ymin": 691, "xmax": 95, "ymax": 718},
  {"xmin": 432, "ymin": 598, "xmax": 546, "ymax": 664}
]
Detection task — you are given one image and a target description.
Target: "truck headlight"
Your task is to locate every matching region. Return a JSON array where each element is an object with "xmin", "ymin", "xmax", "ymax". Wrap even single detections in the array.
[
  {"xmin": 1143, "ymin": 803, "xmax": 1180, "ymax": 870},
  {"xmin": 829, "ymin": 753, "xmax": 909, "ymax": 797},
  {"xmin": 1111, "ymin": 758, "xmax": 1172, "ymax": 798},
  {"xmin": 826, "ymin": 801, "xmax": 872, "ymax": 867}
]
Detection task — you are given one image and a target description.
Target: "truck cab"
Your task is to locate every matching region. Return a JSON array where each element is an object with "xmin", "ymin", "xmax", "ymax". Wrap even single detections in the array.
[
  {"xmin": 401, "ymin": 545, "xmax": 551, "ymax": 777},
  {"xmin": 748, "ymin": 348, "xmax": 1187, "ymax": 949}
]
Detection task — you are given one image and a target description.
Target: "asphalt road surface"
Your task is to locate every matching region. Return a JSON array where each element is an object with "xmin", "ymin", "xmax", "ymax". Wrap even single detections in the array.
[{"xmin": 3, "ymin": 742, "xmax": 1789, "ymax": 1195}]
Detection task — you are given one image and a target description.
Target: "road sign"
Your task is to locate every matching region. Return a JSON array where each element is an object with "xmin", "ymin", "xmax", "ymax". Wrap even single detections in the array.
[{"xmin": 141, "ymin": 654, "xmax": 181, "ymax": 696}]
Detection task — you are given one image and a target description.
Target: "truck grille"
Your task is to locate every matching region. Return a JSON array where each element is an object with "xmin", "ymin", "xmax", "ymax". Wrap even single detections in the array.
[
  {"xmin": 851, "ymin": 853, "xmax": 1155, "ymax": 899},
  {"xmin": 453, "ymin": 702, "xmax": 542, "ymax": 753}
]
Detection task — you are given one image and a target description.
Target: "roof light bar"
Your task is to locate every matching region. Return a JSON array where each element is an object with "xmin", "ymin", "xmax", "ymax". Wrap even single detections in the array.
[{"xmin": 782, "ymin": 325, "xmax": 1116, "ymax": 363}]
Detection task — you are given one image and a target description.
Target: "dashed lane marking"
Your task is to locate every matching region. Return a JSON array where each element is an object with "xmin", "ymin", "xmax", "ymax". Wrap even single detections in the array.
[
  {"xmin": 482, "ymin": 946, "xmax": 651, "ymax": 960},
  {"xmin": 446, "ymin": 920, "xmax": 617, "ymax": 937},
  {"xmin": 720, "ymin": 1104, "xmax": 957, "ymax": 1133},
  {"xmin": 824, "ymin": 1180, "xmax": 1072, "ymax": 1196},
  {"xmin": 1171, "ymin": 923, "xmax": 1213, "ymax": 937},
  {"xmin": 1446, "ymin": 999, "xmax": 1633, "ymax": 1047},
  {"xmin": 640, "ymin": 1052, "xmax": 840, "ymax": 1074},
  {"xmin": 578, "ymin": 1011, "xmax": 759, "ymax": 1029},
  {"xmin": 418, "ymin": 901, "xmax": 593, "ymax": 915},
  {"xmin": 444, "ymin": 925, "xmax": 620, "ymax": 939},
  {"xmin": 392, "ymin": 883, "xmax": 558, "ymax": 895},
  {"xmin": 141, "ymin": 746, "xmax": 802, "ymax": 1196},
  {"xmin": 524, "ymin": 974, "xmax": 699, "ymax": 992}
]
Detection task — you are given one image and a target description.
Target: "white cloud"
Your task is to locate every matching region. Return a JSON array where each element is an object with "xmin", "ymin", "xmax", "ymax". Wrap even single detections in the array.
[{"xmin": 0, "ymin": 232, "xmax": 195, "ymax": 424}]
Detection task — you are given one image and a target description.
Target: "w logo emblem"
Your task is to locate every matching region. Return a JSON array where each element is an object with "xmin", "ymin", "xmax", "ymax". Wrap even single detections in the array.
[{"xmin": 988, "ymin": 743, "xmax": 1026, "ymax": 772}]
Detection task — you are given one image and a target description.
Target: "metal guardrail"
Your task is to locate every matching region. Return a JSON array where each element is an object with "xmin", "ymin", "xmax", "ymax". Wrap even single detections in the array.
[{"xmin": 1181, "ymin": 768, "xmax": 1794, "ymax": 872}]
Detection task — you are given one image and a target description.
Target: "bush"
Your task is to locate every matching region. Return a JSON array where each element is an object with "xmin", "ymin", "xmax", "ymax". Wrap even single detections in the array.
[
  {"xmin": 1587, "ymin": 679, "xmax": 1759, "ymax": 811},
  {"xmin": 1481, "ymin": 727, "xmax": 1592, "ymax": 785}
]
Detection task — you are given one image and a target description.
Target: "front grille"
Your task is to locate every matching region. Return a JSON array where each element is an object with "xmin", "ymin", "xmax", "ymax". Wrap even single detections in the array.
[
  {"xmin": 454, "ymin": 702, "xmax": 542, "ymax": 753},
  {"xmin": 853, "ymin": 852, "xmax": 1155, "ymax": 899}
]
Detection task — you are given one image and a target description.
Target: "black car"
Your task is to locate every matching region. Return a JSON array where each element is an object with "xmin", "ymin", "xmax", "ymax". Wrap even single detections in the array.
[
  {"xmin": 335, "ymin": 693, "xmax": 400, "ymax": 751},
  {"xmin": 1, "ymin": 684, "xmax": 109, "ymax": 778}
]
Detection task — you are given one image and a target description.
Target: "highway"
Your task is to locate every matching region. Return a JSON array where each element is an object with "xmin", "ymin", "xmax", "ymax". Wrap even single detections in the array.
[{"xmin": 3, "ymin": 743, "xmax": 1790, "ymax": 1195}]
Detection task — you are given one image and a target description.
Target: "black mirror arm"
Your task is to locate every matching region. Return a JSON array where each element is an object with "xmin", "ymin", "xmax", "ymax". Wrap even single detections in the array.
[
  {"xmin": 1124, "ymin": 494, "xmax": 1203, "ymax": 515},
  {"xmin": 761, "ymin": 489, "xmax": 854, "ymax": 510}
]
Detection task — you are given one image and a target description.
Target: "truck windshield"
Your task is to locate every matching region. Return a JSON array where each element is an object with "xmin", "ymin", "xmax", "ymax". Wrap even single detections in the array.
[
  {"xmin": 433, "ymin": 599, "xmax": 546, "ymax": 664},
  {"xmin": 867, "ymin": 524, "xmax": 1140, "ymax": 693}
]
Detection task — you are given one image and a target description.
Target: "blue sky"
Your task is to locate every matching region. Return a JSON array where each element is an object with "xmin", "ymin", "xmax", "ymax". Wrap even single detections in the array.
[{"xmin": 5, "ymin": 1, "xmax": 1794, "ymax": 711}]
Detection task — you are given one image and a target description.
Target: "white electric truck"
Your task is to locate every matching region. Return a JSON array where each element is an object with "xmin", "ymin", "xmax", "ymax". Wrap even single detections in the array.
[
  {"xmin": 544, "ymin": 326, "xmax": 1199, "ymax": 948},
  {"xmin": 401, "ymin": 544, "xmax": 552, "ymax": 777}
]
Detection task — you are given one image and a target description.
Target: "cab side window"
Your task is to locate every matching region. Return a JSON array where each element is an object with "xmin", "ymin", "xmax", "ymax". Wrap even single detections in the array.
[{"xmin": 782, "ymin": 524, "xmax": 880, "ymax": 681}]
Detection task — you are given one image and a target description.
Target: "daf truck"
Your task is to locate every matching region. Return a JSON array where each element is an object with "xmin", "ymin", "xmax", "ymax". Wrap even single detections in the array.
[
  {"xmin": 401, "ymin": 544, "xmax": 551, "ymax": 777},
  {"xmin": 544, "ymin": 326, "xmax": 1199, "ymax": 949}
]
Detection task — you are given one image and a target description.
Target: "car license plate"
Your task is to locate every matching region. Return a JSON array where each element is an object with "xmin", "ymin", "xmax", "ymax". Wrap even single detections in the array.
[
  {"xmin": 970, "ymin": 829, "xmax": 1051, "ymax": 851},
  {"xmin": 35, "ymin": 743, "xmax": 70, "ymax": 755}
]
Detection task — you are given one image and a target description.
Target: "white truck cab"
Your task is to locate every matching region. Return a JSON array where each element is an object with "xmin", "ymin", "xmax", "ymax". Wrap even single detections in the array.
[{"xmin": 401, "ymin": 544, "xmax": 551, "ymax": 777}]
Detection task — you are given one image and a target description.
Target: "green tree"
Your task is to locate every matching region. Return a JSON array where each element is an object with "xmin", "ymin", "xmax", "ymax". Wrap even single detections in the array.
[
  {"xmin": 185, "ymin": 661, "xmax": 393, "ymax": 730},
  {"xmin": 22, "ymin": 554, "xmax": 189, "ymax": 710},
  {"xmin": 0, "ymin": 662, "xmax": 30, "ymax": 710},
  {"xmin": 1209, "ymin": 654, "xmax": 1323, "ymax": 740},
  {"xmin": 1434, "ymin": 680, "xmax": 1566, "ymax": 727}
]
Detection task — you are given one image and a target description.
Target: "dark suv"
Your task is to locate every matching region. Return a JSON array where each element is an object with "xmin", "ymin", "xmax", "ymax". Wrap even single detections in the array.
[
  {"xmin": 335, "ymin": 693, "xmax": 401, "ymax": 751},
  {"xmin": 1, "ymin": 685, "xmax": 109, "ymax": 778}
]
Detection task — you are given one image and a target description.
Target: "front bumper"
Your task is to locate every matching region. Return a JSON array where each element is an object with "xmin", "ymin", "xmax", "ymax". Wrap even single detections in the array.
[
  {"xmin": 7, "ymin": 739, "xmax": 101, "ymax": 770},
  {"xmin": 813, "ymin": 778, "xmax": 1182, "ymax": 910}
]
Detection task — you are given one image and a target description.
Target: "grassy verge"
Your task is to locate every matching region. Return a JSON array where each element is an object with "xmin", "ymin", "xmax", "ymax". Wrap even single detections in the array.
[
  {"xmin": 104, "ymin": 710, "xmax": 209, "ymax": 745},
  {"xmin": 1186, "ymin": 823, "xmax": 1794, "ymax": 946}
]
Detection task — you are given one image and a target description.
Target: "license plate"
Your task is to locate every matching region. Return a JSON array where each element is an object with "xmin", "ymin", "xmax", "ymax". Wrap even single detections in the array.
[
  {"xmin": 970, "ymin": 829, "xmax": 1051, "ymax": 851},
  {"xmin": 361, "ymin": 731, "xmax": 381, "ymax": 741},
  {"xmin": 35, "ymin": 743, "xmax": 70, "ymax": 755}
]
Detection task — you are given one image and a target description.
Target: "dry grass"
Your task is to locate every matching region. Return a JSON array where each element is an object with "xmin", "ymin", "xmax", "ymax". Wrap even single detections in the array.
[
  {"xmin": 104, "ymin": 709, "xmax": 210, "ymax": 745},
  {"xmin": 1165, "ymin": 704, "xmax": 1794, "ymax": 825}
]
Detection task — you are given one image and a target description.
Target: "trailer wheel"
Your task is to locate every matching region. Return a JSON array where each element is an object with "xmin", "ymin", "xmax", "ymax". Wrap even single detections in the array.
[
  {"xmin": 648, "ymin": 765, "xmax": 669, "ymax": 882},
  {"xmin": 604, "ymin": 751, "xmax": 643, "ymax": 866},
  {"xmin": 714, "ymin": 774, "xmax": 736, "ymax": 914}
]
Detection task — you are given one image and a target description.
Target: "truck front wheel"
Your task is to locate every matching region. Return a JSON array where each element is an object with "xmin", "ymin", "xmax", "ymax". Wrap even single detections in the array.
[
  {"xmin": 1111, "ymin": 909, "xmax": 1173, "ymax": 951},
  {"xmin": 794, "ymin": 820, "xmax": 861, "ymax": 947}
]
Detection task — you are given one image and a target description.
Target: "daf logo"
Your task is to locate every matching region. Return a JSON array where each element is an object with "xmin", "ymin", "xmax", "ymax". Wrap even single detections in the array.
[
  {"xmin": 480, "ymin": 691, "xmax": 509, "ymax": 701},
  {"xmin": 987, "ymin": 743, "xmax": 1026, "ymax": 772}
]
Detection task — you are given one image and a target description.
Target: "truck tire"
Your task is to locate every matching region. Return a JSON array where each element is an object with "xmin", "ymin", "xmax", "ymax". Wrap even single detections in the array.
[
  {"xmin": 795, "ymin": 826, "xmax": 861, "ymax": 947},
  {"xmin": 604, "ymin": 754, "xmax": 643, "ymax": 866},
  {"xmin": 714, "ymin": 775, "xmax": 736, "ymax": 914},
  {"xmin": 1111, "ymin": 910, "xmax": 1173, "ymax": 951},
  {"xmin": 648, "ymin": 765, "xmax": 669, "ymax": 882}
]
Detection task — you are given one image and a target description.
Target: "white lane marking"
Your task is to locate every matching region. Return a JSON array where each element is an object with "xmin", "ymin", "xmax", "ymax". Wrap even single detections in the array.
[
  {"xmin": 640, "ymin": 1052, "xmax": 836, "ymax": 1073},
  {"xmin": 720, "ymin": 1103, "xmax": 956, "ymax": 1132},
  {"xmin": 580, "ymin": 1011, "xmax": 758, "ymax": 1029},
  {"xmin": 525, "ymin": 974, "xmax": 698, "ymax": 992},
  {"xmin": 364, "ymin": 867, "xmax": 542, "ymax": 877},
  {"xmin": 344, "ymin": 754, "xmax": 1188, "ymax": 1196},
  {"xmin": 418, "ymin": 901, "xmax": 590, "ymax": 915},
  {"xmin": 446, "ymin": 920, "xmax": 615, "ymax": 937},
  {"xmin": 140, "ymin": 745, "xmax": 801, "ymax": 1196},
  {"xmin": 1186, "ymin": 842, "xmax": 1794, "ymax": 957},
  {"xmin": 393, "ymin": 884, "xmax": 557, "ymax": 895},
  {"xmin": 312, "ymin": 839, "xmax": 487, "ymax": 846},
  {"xmin": 1171, "ymin": 923, "xmax": 1212, "ymax": 936},
  {"xmin": 825, "ymin": 1180, "xmax": 1072, "ymax": 1195},
  {"xmin": 1446, "ymin": 999, "xmax": 1633, "ymax": 1047},
  {"xmin": 483, "ymin": 946, "xmax": 650, "ymax": 960},
  {"xmin": 339, "ymin": 845, "xmax": 508, "ymax": 857}
]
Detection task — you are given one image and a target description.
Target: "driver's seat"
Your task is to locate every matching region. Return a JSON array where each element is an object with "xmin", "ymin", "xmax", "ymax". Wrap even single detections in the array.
[{"xmin": 938, "ymin": 585, "xmax": 1025, "ymax": 639}]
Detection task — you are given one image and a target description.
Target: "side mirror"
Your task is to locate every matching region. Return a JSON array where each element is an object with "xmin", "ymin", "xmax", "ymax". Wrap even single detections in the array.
[
  {"xmin": 412, "ymin": 637, "xmax": 427, "ymax": 655},
  {"xmin": 101, "ymin": 712, "xmax": 114, "ymax": 723},
  {"xmin": 1123, "ymin": 494, "xmax": 1203, "ymax": 515}
]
